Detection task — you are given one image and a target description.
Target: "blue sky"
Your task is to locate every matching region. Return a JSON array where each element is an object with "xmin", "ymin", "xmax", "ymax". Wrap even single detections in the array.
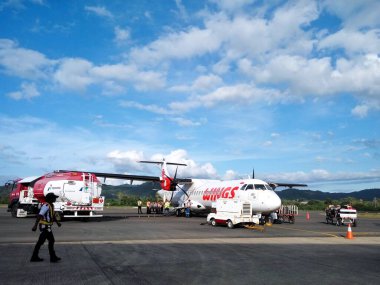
[{"xmin": 0, "ymin": 0, "xmax": 379, "ymax": 192}]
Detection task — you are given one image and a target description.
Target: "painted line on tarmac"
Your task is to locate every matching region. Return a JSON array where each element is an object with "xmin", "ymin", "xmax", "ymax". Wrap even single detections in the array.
[
  {"xmin": 2, "ymin": 237, "xmax": 380, "ymax": 246},
  {"xmin": 271, "ymin": 224, "xmax": 340, "ymax": 238},
  {"xmin": 46, "ymin": 236, "xmax": 380, "ymax": 245},
  {"xmin": 267, "ymin": 225, "xmax": 380, "ymax": 238}
]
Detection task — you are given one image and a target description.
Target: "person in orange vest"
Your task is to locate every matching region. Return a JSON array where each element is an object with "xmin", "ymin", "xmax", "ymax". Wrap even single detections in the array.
[{"xmin": 30, "ymin": 193, "xmax": 62, "ymax": 263}]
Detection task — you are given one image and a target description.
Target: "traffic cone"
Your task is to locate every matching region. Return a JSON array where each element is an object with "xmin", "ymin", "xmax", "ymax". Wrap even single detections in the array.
[
  {"xmin": 345, "ymin": 223, "xmax": 354, "ymax": 239},
  {"xmin": 306, "ymin": 211, "xmax": 310, "ymax": 221}
]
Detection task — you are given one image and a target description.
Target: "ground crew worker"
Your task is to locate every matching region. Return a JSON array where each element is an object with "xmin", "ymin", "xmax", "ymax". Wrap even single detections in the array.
[
  {"xmin": 146, "ymin": 200, "xmax": 151, "ymax": 214},
  {"xmin": 185, "ymin": 199, "xmax": 191, "ymax": 218},
  {"xmin": 164, "ymin": 201, "xmax": 170, "ymax": 216},
  {"xmin": 137, "ymin": 199, "xmax": 143, "ymax": 214},
  {"xmin": 30, "ymin": 193, "xmax": 62, "ymax": 263}
]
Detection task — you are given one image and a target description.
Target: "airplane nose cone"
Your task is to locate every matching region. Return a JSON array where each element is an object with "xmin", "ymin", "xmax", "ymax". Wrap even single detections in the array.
[{"xmin": 273, "ymin": 193, "xmax": 282, "ymax": 210}]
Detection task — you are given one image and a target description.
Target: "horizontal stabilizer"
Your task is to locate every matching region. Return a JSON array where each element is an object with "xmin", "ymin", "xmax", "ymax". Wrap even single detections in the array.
[
  {"xmin": 269, "ymin": 182, "xmax": 307, "ymax": 189},
  {"xmin": 139, "ymin": 160, "xmax": 187, "ymax": 166}
]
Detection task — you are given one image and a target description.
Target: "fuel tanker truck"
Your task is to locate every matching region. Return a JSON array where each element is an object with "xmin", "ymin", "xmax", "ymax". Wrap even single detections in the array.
[{"xmin": 6, "ymin": 170, "xmax": 104, "ymax": 218}]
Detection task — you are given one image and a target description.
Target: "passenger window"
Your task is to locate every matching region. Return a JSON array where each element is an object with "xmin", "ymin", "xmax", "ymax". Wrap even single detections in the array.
[
  {"xmin": 240, "ymin": 184, "xmax": 247, "ymax": 190},
  {"xmin": 246, "ymin": 184, "xmax": 253, "ymax": 190}
]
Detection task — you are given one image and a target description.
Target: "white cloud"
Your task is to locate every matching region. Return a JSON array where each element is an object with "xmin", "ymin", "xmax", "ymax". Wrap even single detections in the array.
[
  {"xmin": 210, "ymin": 0, "xmax": 255, "ymax": 13},
  {"xmin": 323, "ymin": 0, "xmax": 380, "ymax": 29},
  {"xmin": 7, "ymin": 82, "xmax": 40, "ymax": 100},
  {"xmin": 0, "ymin": 39, "xmax": 55, "ymax": 79},
  {"xmin": 223, "ymin": 169, "xmax": 239, "ymax": 180},
  {"xmin": 318, "ymin": 28, "xmax": 380, "ymax": 55},
  {"xmin": 114, "ymin": 26, "xmax": 130, "ymax": 44},
  {"xmin": 204, "ymin": 0, "xmax": 318, "ymax": 60},
  {"xmin": 351, "ymin": 105, "xmax": 369, "ymax": 118},
  {"xmin": 170, "ymin": 84, "xmax": 285, "ymax": 112},
  {"xmin": 170, "ymin": 117, "xmax": 206, "ymax": 127},
  {"xmin": 84, "ymin": 5, "xmax": 113, "ymax": 19},
  {"xmin": 54, "ymin": 58, "xmax": 94, "ymax": 90},
  {"xmin": 129, "ymin": 27, "xmax": 221, "ymax": 65},
  {"xmin": 169, "ymin": 74, "xmax": 223, "ymax": 93},
  {"xmin": 264, "ymin": 168, "xmax": 380, "ymax": 186},
  {"xmin": 106, "ymin": 150, "xmax": 145, "ymax": 172},
  {"xmin": 54, "ymin": 60, "xmax": 165, "ymax": 92},
  {"xmin": 119, "ymin": 101, "xmax": 175, "ymax": 115},
  {"xmin": 91, "ymin": 64, "xmax": 166, "ymax": 91},
  {"xmin": 174, "ymin": 0, "xmax": 189, "ymax": 21},
  {"xmin": 103, "ymin": 149, "xmax": 219, "ymax": 179},
  {"xmin": 150, "ymin": 149, "xmax": 218, "ymax": 179},
  {"xmin": 238, "ymin": 53, "xmax": 380, "ymax": 116}
]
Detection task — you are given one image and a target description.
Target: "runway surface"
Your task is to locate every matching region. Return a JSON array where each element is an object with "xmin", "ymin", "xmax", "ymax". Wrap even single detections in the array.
[{"xmin": 0, "ymin": 206, "xmax": 379, "ymax": 285}]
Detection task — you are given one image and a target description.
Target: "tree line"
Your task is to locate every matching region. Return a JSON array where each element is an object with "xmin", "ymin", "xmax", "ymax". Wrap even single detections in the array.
[{"xmin": 285, "ymin": 197, "xmax": 380, "ymax": 211}]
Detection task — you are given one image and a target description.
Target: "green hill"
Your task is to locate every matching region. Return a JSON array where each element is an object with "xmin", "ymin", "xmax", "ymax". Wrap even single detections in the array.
[
  {"xmin": 101, "ymin": 182, "xmax": 160, "ymax": 199},
  {"xmin": 276, "ymin": 188, "xmax": 380, "ymax": 201}
]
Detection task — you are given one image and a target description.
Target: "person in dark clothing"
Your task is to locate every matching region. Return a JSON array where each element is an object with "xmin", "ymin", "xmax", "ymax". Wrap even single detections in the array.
[{"xmin": 30, "ymin": 193, "xmax": 62, "ymax": 263}]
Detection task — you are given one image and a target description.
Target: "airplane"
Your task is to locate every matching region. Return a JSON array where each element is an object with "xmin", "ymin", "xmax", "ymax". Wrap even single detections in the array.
[{"xmin": 60, "ymin": 159, "xmax": 307, "ymax": 217}]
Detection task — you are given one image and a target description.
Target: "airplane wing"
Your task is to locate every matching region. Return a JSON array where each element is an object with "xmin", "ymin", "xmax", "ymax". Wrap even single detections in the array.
[
  {"xmin": 269, "ymin": 182, "xmax": 307, "ymax": 189},
  {"xmin": 57, "ymin": 170, "xmax": 160, "ymax": 183},
  {"xmin": 56, "ymin": 170, "xmax": 192, "ymax": 184}
]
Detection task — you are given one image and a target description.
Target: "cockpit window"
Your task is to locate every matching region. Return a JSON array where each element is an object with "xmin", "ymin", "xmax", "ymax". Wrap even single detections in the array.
[
  {"xmin": 246, "ymin": 184, "xmax": 254, "ymax": 190},
  {"xmin": 265, "ymin": 184, "xmax": 273, "ymax": 190},
  {"xmin": 240, "ymin": 184, "xmax": 247, "ymax": 190},
  {"xmin": 254, "ymin": 184, "xmax": 266, "ymax": 190}
]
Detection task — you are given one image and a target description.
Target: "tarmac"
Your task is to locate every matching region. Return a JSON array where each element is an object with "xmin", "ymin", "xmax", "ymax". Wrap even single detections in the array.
[{"xmin": 0, "ymin": 206, "xmax": 379, "ymax": 285}]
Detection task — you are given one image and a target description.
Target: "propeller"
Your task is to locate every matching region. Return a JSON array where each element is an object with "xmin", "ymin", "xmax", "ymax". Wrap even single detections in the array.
[{"xmin": 164, "ymin": 166, "xmax": 189, "ymax": 199}]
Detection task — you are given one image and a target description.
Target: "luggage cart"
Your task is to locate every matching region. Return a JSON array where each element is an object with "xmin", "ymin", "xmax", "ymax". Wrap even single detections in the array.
[{"xmin": 276, "ymin": 205, "xmax": 298, "ymax": 224}]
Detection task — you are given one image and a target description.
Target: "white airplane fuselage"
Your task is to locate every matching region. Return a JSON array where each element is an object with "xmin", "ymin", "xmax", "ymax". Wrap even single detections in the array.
[{"xmin": 157, "ymin": 178, "xmax": 282, "ymax": 215}]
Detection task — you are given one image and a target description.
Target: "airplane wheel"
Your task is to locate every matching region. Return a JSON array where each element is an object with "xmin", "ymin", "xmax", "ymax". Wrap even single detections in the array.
[
  {"xmin": 227, "ymin": 220, "xmax": 234, "ymax": 229},
  {"xmin": 211, "ymin": 219, "xmax": 216, "ymax": 227}
]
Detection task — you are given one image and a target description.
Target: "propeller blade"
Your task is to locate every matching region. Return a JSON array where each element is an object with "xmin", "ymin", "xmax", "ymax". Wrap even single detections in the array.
[
  {"xmin": 174, "ymin": 166, "xmax": 178, "ymax": 180},
  {"xmin": 176, "ymin": 184, "xmax": 189, "ymax": 198}
]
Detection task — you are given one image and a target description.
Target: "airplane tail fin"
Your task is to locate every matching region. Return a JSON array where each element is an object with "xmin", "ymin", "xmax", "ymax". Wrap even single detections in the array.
[{"xmin": 139, "ymin": 159, "xmax": 187, "ymax": 191}]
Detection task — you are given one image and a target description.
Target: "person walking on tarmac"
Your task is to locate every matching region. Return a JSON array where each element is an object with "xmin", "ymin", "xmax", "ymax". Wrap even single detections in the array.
[{"xmin": 30, "ymin": 193, "xmax": 62, "ymax": 263}]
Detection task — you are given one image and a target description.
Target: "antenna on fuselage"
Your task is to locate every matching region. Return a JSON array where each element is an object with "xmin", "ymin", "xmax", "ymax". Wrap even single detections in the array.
[{"xmin": 252, "ymin": 168, "xmax": 255, "ymax": 179}]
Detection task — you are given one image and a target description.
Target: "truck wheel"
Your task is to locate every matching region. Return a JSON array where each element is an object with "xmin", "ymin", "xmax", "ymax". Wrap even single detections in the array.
[
  {"xmin": 11, "ymin": 204, "xmax": 18, "ymax": 218},
  {"xmin": 227, "ymin": 220, "xmax": 234, "ymax": 229},
  {"xmin": 210, "ymin": 219, "xmax": 216, "ymax": 227}
]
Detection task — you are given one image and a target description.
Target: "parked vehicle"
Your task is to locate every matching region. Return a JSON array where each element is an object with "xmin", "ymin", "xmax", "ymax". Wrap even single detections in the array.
[
  {"xmin": 6, "ymin": 171, "xmax": 104, "ymax": 219},
  {"xmin": 207, "ymin": 199, "xmax": 260, "ymax": 229},
  {"xmin": 325, "ymin": 205, "xmax": 357, "ymax": 227}
]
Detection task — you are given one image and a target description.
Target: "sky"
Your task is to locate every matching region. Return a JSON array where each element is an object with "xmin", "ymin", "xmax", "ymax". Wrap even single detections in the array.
[{"xmin": 0, "ymin": 0, "xmax": 379, "ymax": 193}]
